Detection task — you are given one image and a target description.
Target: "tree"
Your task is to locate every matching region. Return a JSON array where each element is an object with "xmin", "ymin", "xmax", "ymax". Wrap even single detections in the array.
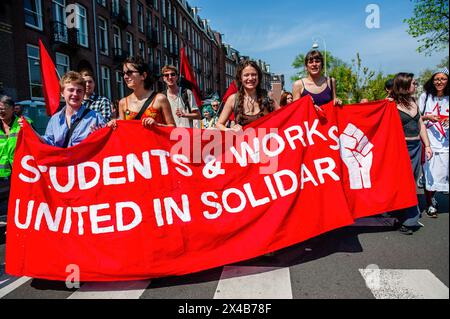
[{"xmin": 404, "ymin": 0, "xmax": 449, "ymax": 55}]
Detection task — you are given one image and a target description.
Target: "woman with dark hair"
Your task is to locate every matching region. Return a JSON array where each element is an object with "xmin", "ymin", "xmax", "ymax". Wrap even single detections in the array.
[
  {"xmin": 292, "ymin": 50, "xmax": 342, "ymax": 110},
  {"xmin": 216, "ymin": 60, "xmax": 279, "ymax": 131},
  {"xmin": 280, "ymin": 91, "xmax": 293, "ymax": 107},
  {"xmin": 117, "ymin": 56, "xmax": 175, "ymax": 127},
  {"xmin": 418, "ymin": 68, "xmax": 449, "ymax": 217},
  {"xmin": 390, "ymin": 72, "xmax": 433, "ymax": 234}
]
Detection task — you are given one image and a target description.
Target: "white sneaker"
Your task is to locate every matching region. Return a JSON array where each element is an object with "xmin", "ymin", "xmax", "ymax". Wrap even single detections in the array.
[{"xmin": 426, "ymin": 206, "xmax": 438, "ymax": 218}]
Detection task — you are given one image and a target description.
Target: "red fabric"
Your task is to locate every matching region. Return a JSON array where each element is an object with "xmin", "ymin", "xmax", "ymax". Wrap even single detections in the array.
[
  {"xmin": 6, "ymin": 98, "xmax": 417, "ymax": 281},
  {"xmin": 222, "ymin": 81, "xmax": 239, "ymax": 121},
  {"xmin": 38, "ymin": 40, "xmax": 60, "ymax": 116},
  {"xmin": 179, "ymin": 47, "xmax": 202, "ymax": 108}
]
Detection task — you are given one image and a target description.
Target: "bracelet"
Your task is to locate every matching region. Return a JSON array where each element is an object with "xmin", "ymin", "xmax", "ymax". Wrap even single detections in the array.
[{"xmin": 425, "ymin": 145, "xmax": 431, "ymax": 148}]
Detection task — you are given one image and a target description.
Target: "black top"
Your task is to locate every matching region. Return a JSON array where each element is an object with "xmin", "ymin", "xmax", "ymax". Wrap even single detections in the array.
[{"xmin": 398, "ymin": 109, "xmax": 420, "ymax": 137}]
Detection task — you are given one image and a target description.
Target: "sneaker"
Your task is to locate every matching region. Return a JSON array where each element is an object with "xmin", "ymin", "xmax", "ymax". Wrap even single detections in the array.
[
  {"xmin": 399, "ymin": 225, "xmax": 413, "ymax": 235},
  {"xmin": 426, "ymin": 206, "xmax": 438, "ymax": 218}
]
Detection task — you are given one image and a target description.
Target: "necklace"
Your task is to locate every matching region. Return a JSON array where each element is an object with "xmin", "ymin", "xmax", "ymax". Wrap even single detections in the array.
[{"xmin": 244, "ymin": 95, "xmax": 258, "ymax": 113}]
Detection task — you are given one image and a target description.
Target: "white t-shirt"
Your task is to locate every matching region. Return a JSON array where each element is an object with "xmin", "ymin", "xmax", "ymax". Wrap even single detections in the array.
[
  {"xmin": 167, "ymin": 88, "xmax": 198, "ymax": 128},
  {"xmin": 419, "ymin": 92, "xmax": 449, "ymax": 152}
]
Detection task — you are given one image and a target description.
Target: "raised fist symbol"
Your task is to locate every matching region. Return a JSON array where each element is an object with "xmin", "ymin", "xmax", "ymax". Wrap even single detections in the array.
[{"xmin": 339, "ymin": 124, "xmax": 374, "ymax": 190}]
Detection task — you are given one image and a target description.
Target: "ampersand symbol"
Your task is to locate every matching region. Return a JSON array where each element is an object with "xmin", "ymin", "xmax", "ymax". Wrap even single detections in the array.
[{"xmin": 202, "ymin": 155, "xmax": 225, "ymax": 179}]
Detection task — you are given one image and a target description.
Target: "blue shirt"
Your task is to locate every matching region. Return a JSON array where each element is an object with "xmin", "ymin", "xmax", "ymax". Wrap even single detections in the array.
[{"xmin": 42, "ymin": 104, "xmax": 106, "ymax": 147}]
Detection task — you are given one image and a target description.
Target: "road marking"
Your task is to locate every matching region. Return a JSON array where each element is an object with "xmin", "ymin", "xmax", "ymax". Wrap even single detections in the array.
[
  {"xmin": 0, "ymin": 276, "xmax": 32, "ymax": 299},
  {"xmin": 214, "ymin": 266, "xmax": 292, "ymax": 299},
  {"xmin": 360, "ymin": 269, "xmax": 449, "ymax": 299},
  {"xmin": 68, "ymin": 280, "xmax": 151, "ymax": 299}
]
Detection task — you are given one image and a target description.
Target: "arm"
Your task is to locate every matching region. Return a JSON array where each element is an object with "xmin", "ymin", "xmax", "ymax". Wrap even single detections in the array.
[
  {"xmin": 216, "ymin": 94, "xmax": 240, "ymax": 131},
  {"xmin": 292, "ymin": 80, "xmax": 303, "ymax": 101},
  {"xmin": 159, "ymin": 94, "xmax": 176, "ymax": 127},
  {"xmin": 418, "ymin": 113, "xmax": 433, "ymax": 161},
  {"xmin": 331, "ymin": 78, "xmax": 342, "ymax": 106},
  {"xmin": 118, "ymin": 98, "xmax": 126, "ymax": 120}
]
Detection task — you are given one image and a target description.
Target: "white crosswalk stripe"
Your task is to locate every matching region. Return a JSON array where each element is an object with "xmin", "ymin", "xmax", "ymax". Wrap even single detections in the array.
[
  {"xmin": 67, "ymin": 280, "xmax": 151, "ymax": 299},
  {"xmin": 360, "ymin": 269, "xmax": 449, "ymax": 299},
  {"xmin": 0, "ymin": 276, "xmax": 32, "ymax": 299},
  {"xmin": 213, "ymin": 266, "xmax": 293, "ymax": 299}
]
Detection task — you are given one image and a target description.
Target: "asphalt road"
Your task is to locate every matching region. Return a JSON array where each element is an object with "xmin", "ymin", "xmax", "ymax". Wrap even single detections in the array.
[{"xmin": 0, "ymin": 192, "xmax": 448, "ymax": 300}]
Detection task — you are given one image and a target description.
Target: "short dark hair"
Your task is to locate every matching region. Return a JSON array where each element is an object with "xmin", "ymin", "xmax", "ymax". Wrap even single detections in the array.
[
  {"xmin": 304, "ymin": 50, "xmax": 324, "ymax": 67},
  {"xmin": 0, "ymin": 95, "xmax": 15, "ymax": 109},
  {"xmin": 123, "ymin": 55, "xmax": 154, "ymax": 90},
  {"xmin": 384, "ymin": 78, "xmax": 394, "ymax": 91}
]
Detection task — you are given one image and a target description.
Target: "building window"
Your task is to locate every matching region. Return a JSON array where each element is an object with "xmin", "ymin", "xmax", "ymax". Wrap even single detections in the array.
[
  {"xmin": 153, "ymin": 0, "xmax": 159, "ymax": 10},
  {"xmin": 173, "ymin": 7, "xmax": 177, "ymax": 29},
  {"xmin": 155, "ymin": 17, "xmax": 160, "ymax": 43},
  {"xmin": 126, "ymin": 32, "xmax": 133, "ymax": 57},
  {"xmin": 55, "ymin": 52, "xmax": 70, "ymax": 77},
  {"xmin": 139, "ymin": 40, "xmax": 145, "ymax": 59},
  {"xmin": 113, "ymin": 26, "xmax": 122, "ymax": 54},
  {"xmin": 146, "ymin": 9, "xmax": 152, "ymax": 33},
  {"xmin": 98, "ymin": 17, "xmax": 109, "ymax": 55},
  {"xmin": 161, "ymin": 0, "xmax": 166, "ymax": 18},
  {"xmin": 148, "ymin": 47, "xmax": 154, "ymax": 65},
  {"xmin": 168, "ymin": 3, "xmax": 171, "ymax": 25},
  {"xmin": 162, "ymin": 25, "xmax": 167, "ymax": 48},
  {"xmin": 169, "ymin": 29, "xmax": 173, "ymax": 53},
  {"xmin": 124, "ymin": 0, "xmax": 132, "ymax": 24},
  {"xmin": 111, "ymin": 0, "xmax": 119, "ymax": 15},
  {"xmin": 24, "ymin": 0, "xmax": 43, "ymax": 30},
  {"xmin": 76, "ymin": 4, "xmax": 89, "ymax": 47},
  {"xmin": 97, "ymin": 0, "xmax": 106, "ymax": 6},
  {"xmin": 174, "ymin": 34, "xmax": 178, "ymax": 54},
  {"xmin": 27, "ymin": 44, "xmax": 42, "ymax": 98},
  {"xmin": 137, "ymin": 2, "xmax": 144, "ymax": 32},
  {"xmin": 115, "ymin": 71, "xmax": 124, "ymax": 99},
  {"xmin": 101, "ymin": 66, "xmax": 111, "ymax": 99},
  {"xmin": 52, "ymin": 0, "xmax": 67, "ymax": 43}
]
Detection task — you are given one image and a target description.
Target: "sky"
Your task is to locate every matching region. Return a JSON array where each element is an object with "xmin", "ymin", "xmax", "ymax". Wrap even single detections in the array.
[{"xmin": 187, "ymin": 0, "xmax": 448, "ymax": 89}]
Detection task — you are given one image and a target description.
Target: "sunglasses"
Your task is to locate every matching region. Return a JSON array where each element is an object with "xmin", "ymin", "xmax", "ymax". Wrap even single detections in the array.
[
  {"xmin": 163, "ymin": 72, "xmax": 177, "ymax": 78},
  {"xmin": 120, "ymin": 70, "xmax": 140, "ymax": 77}
]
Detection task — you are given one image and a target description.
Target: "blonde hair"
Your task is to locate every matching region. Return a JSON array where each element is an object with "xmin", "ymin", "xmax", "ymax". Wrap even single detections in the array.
[
  {"xmin": 161, "ymin": 65, "xmax": 178, "ymax": 75},
  {"xmin": 60, "ymin": 71, "xmax": 86, "ymax": 91}
]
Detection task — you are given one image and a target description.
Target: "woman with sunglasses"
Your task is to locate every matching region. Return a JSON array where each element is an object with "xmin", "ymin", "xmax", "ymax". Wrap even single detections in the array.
[
  {"xmin": 389, "ymin": 72, "xmax": 433, "ymax": 235},
  {"xmin": 418, "ymin": 68, "xmax": 449, "ymax": 218},
  {"xmin": 292, "ymin": 50, "xmax": 342, "ymax": 110},
  {"xmin": 116, "ymin": 56, "xmax": 175, "ymax": 128}
]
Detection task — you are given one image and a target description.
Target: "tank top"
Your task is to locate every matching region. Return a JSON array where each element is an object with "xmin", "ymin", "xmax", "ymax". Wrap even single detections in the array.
[
  {"xmin": 124, "ymin": 96, "xmax": 165, "ymax": 124},
  {"xmin": 300, "ymin": 78, "xmax": 333, "ymax": 106},
  {"xmin": 398, "ymin": 109, "xmax": 421, "ymax": 137},
  {"xmin": 234, "ymin": 93, "xmax": 273, "ymax": 127}
]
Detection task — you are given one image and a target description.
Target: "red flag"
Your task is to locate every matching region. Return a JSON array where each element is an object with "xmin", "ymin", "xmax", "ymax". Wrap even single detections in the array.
[
  {"xmin": 179, "ymin": 47, "xmax": 202, "ymax": 108},
  {"xmin": 38, "ymin": 39, "xmax": 60, "ymax": 116}
]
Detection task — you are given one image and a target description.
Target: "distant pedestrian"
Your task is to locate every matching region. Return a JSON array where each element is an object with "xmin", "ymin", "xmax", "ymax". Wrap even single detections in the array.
[
  {"xmin": 419, "ymin": 68, "xmax": 449, "ymax": 217},
  {"xmin": 280, "ymin": 91, "xmax": 293, "ymax": 107},
  {"xmin": 80, "ymin": 69, "xmax": 113, "ymax": 122},
  {"xmin": 390, "ymin": 72, "xmax": 433, "ymax": 234},
  {"xmin": 292, "ymin": 50, "xmax": 342, "ymax": 110}
]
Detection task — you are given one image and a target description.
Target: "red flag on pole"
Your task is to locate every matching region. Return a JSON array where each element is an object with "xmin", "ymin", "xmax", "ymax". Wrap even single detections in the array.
[
  {"xmin": 221, "ymin": 80, "xmax": 238, "ymax": 121},
  {"xmin": 38, "ymin": 39, "xmax": 60, "ymax": 116},
  {"xmin": 179, "ymin": 47, "xmax": 202, "ymax": 108}
]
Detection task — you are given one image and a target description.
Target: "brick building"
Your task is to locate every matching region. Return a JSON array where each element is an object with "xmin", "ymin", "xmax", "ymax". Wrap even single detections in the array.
[{"xmin": 0, "ymin": 0, "xmax": 278, "ymax": 104}]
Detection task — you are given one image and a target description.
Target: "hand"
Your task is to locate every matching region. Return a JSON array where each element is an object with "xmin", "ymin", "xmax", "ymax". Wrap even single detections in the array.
[
  {"xmin": 441, "ymin": 117, "xmax": 449, "ymax": 129},
  {"xmin": 90, "ymin": 123, "xmax": 105, "ymax": 133},
  {"xmin": 106, "ymin": 119, "xmax": 117, "ymax": 130},
  {"xmin": 424, "ymin": 146, "xmax": 433, "ymax": 161},
  {"xmin": 176, "ymin": 108, "xmax": 185, "ymax": 118},
  {"xmin": 18, "ymin": 117, "xmax": 25, "ymax": 128},
  {"xmin": 230, "ymin": 124, "xmax": 243, "ymax": 132},
  {"xmin": 426, "ymin": 114, "xmax": 441, "ymax": 122},
  {"xmin": 386, "ymin": 97, "xmax": 394, "ymax": 102},
  {"xmin": 340, "ymin": 123, "xmax": 374, "ymax": 190},
  {"xmin": 334, "ymin": 98, "xmax": 343, "ymax": 106},
  {"xmin": 142, "ymin": 117, "xmax": 156, "ymax": 128}
]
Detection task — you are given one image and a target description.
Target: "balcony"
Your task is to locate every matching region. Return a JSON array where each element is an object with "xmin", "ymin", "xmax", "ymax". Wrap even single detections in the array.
[
  {"xmin": 111, "ymin": 6, "xmax": 130, "ymax": 28},
  {"xmin": 50, "ymin": 21, "xmax": 79, "ymax": 50},
  {"xmin": 146, "ymin": 28, "xmax": 159, "ymax": 47},
  {"xmin": 113, "ymin": 48, "xmax": 128, "ymax": 63}
]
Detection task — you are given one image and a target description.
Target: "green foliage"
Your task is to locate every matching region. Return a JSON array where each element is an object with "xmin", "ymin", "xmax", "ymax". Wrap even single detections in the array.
[{"xmin": 404, "ymin": 0, "xmax": 449, "ymax": 55}]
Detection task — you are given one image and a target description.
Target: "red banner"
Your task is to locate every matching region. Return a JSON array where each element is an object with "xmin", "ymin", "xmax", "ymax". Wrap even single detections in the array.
[
  {"xmin": 38, "ymin": 39, "xmax": 60, "ymax": 116},
  {"xmin": 6, "ymin": 97, "xmax": 417, "ymax": 281}
]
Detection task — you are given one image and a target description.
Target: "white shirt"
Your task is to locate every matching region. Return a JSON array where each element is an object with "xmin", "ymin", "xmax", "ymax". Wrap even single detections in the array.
[
  {"xmin": 167, "ymin": 88, "xmax": 198, "ymax": 128},
  {"xmin": 419, "ymin": 92, "xmax": 449, "ymax": 152}
]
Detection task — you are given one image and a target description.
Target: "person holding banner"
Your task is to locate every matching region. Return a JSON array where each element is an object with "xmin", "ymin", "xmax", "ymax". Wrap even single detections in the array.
[
  {"xmin": 19, "ymin": 71, "xmax": 106, "ymax": 148},
  {"xmin": 117, "ymin": 56, "xmax": 175, "ymax": 128},
  {"xmin": 292, "ymin": 50, "xmax": 342, "ymax": 109},
  {"xmin": 419, "ymin": 68, "xmax": 449, "ymax": 218},
  {"xmin": 216, "ymin": 60, "xmax": 278, "ymax": 131},
  {"xmin": 390, "ymin": 72, "xmax": 433, "ymax": 234},
  {"xmin": 280, "ymin": 91, "xmax": 293, "ymax": 107}
]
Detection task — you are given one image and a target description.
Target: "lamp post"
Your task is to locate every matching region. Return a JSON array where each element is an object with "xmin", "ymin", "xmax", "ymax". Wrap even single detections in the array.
[{"xmin": 312, "ymin": 37, "xmax": 327, "ymax": 76}]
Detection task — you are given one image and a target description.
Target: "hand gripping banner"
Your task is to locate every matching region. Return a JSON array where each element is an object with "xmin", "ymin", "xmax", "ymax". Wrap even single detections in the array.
[{"xmin": 6, "ymin": 97, "xmax": 417, "ymax": 281}]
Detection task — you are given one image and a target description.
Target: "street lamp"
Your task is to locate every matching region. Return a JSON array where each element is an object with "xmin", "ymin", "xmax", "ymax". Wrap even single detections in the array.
[{"xmin": 312, "ymin": 37, "xmax": 327, "ymax": 76}]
